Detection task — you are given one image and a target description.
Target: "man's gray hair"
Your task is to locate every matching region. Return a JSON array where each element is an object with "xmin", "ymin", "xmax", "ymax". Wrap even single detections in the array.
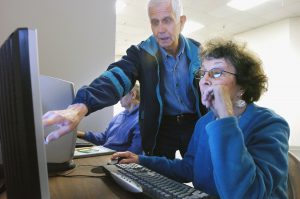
[{"xmin": 148, "ymin": 0, "xmax": 183, "ymax": 21}]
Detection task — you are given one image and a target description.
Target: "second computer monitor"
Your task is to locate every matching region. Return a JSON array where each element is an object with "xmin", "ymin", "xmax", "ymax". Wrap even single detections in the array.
[{"xmin": 39, "ymin": 75, "xmax": 77, "ymax": 172}]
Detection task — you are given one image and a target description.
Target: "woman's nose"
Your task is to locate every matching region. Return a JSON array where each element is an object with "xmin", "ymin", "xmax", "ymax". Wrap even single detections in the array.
[{"xmin": 200, "ymin": 73, "xmax": 212, "ymax": 86}]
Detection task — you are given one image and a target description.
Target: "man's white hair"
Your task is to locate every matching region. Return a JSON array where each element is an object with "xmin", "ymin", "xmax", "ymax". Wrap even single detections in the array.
[{"xmin": 148, "ymin": 0, "xmax": 183, "ymax": 21}]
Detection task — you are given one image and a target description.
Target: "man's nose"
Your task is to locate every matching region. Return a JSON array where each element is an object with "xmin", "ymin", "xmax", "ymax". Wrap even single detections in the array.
[{"xmin": 158, "ymin": 23, "xmax": 166, "ymax": 33}]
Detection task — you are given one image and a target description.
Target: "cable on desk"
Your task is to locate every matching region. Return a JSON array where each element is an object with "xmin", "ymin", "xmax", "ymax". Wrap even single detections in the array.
[
  {"xmin": 49, "ymin": 164, "xmax": 106, "ymax": 178},
  {"xmin": 51, "ymin": 174, "xmax": 106, "ymax": 178},
  {"xmin": 77, "ymin": 164, "xmax": 103, "ymax": 167}
]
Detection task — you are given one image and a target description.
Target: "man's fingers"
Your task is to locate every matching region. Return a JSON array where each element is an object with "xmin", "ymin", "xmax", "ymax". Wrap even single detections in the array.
[{"xmin": 42, "ymin": 111, "xmax": 64, "ymax": 127}]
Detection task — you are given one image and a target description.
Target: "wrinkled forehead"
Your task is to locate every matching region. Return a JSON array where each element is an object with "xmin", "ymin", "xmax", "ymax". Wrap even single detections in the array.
[{"xmin": 202, "ymin": 57, "xmax": 235, "ymax": 71}]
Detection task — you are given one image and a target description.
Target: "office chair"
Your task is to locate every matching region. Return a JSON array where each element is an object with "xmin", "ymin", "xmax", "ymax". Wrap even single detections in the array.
[{"xmin": 287, "ymin": 151, "xmax": 300, "ymax": 199}]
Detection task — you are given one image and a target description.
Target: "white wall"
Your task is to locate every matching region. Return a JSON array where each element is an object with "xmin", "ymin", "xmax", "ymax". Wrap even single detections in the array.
[
  {"xmin": 235, "ymin": 17, "xmax": 300, "ymax": 146},
  {"xmin": 0, "ymin": 0, "xmax": 116, "ymax": 132}
]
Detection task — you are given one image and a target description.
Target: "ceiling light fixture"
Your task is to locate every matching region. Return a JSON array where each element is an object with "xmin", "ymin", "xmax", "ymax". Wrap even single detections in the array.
[
  {"xmin": 116, "ymin": 0, "xmax": 126, "ymax": 14},
  {"xmin": 227, "ymin": 0, "xmax": 271, "ymax": 11},
  {"xmin": 182, "ymin": 20, "xmax": 204, "ymax": 35}
]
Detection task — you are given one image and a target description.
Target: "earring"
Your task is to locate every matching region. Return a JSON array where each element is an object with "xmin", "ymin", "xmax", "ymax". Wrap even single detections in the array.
[
  {"xmin": 235, "ymin": 91, "xmax": 246, "ymax": 108},
  {"xmin": 235, "ymin": 99, "xmax": 246, "ymax": 108}
]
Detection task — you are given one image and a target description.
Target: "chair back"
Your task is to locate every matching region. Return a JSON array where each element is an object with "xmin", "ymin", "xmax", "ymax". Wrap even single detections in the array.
[{"xmin": 288, "ymin": 151, "xmax": 300, "ymax": 199}]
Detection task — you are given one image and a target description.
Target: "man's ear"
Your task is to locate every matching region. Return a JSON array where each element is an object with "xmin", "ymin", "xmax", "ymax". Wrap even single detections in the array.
[{"xmin": 179, "ymin": 15, "xmax": 187, "ymax": 32}]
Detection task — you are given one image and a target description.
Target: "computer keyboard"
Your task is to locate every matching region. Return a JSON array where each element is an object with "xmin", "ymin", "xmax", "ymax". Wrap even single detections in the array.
[{"xmin": 103, "ymin": 163, "xmax": 213, "ymax": 199}]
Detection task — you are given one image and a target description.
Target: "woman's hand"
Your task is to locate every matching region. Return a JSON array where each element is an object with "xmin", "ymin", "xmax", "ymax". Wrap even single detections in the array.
[
  {"xmin": 202, "ymin": 84, "xmax": 234, "ymax": 119},
  {"xmin": 111, "ymin": 151, "xmax": 139, "ymax": 164}
]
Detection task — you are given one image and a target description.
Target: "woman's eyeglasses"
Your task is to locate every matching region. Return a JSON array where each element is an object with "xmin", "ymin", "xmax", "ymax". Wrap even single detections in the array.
[{"xmin": 195, "ymin": 68, "xmax": 236, "ymax": 80}]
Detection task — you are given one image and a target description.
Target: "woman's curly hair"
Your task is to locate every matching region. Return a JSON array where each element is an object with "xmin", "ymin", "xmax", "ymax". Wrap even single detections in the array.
[{"xmin": 201, "ymin": 38, "xmax": 268, "ymax": 103}]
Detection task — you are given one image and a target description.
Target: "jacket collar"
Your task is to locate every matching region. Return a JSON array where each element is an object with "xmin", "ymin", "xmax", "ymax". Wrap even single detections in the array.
[{"xmin": 139, "ymin": 34, "xmax": 200, "ymax": 73}]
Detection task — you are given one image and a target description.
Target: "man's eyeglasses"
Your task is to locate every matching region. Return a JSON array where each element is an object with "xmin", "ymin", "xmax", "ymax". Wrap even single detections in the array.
[{"xmin": 195, "ymin": 68, "xmax": 236, "ymax": 80}]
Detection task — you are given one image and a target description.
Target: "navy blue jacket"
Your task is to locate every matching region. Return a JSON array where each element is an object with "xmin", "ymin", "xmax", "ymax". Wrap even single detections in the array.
[{"xmin": 74, "ymin": 34, "xmax": 206, "ymax": 155}]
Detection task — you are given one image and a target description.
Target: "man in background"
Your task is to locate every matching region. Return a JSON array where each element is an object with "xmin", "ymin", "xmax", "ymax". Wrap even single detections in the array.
[{"xmin": 77, "ymin": 84, "xmax": 142, "ymax": 154}]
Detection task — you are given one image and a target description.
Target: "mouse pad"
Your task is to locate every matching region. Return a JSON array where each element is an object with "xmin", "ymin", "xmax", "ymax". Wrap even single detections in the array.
[{"xmin": 91, "ymin": 166, "xmax": 105, "ymax": 174}]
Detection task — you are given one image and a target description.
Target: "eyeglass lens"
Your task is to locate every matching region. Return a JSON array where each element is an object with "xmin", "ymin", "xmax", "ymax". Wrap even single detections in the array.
[{"xmin": 197, "ymin": 68, "xmax": 223, "ymax": 79}]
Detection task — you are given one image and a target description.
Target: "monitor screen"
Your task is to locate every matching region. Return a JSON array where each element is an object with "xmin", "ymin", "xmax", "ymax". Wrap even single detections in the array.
[{"xmin": 0, "ymin": 28, "xmax": 50, "ymax": 199}]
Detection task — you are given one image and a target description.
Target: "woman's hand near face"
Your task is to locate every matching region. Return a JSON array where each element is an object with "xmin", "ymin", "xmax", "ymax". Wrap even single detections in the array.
[{"xmin": 202, "ymin": 84, "xmax": 234, "ymax": 119}]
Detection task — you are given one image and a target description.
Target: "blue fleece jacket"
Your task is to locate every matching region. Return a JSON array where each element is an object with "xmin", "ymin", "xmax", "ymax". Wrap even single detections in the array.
[
  {"xmin": 139, "ymin": 103, "xmax": 290, "ymax": 198},
  {"xmin": 84, "ymin": 105, "xmax": 142, "ymax": 154}
]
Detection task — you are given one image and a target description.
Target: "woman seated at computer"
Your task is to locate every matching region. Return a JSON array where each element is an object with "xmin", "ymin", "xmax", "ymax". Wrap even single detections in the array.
[
  {"xmin": 77, "ymin": 84, "xmax": 142, "ymax": 154},
  {"xmin": 111, "ymin": 39, "xmax": 290, "ymax": 198}
]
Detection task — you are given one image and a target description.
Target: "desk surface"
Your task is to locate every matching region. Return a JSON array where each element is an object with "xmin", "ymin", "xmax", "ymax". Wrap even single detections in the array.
[{"xmin": 0, "ymin": 155, "xmax": 146, "ymax": 199}]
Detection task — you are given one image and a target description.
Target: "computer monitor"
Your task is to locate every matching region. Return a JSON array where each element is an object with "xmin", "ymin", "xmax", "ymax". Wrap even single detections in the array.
[
  {"xmin": 0, "ymin": 28, "xmax": 50, "ymax": 198},
  {"xmin": 39, "ymin": 75, "xmax": 76, "ymax": 172}
]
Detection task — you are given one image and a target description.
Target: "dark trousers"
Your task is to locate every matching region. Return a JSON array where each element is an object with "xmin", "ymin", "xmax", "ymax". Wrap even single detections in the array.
[{"xmin": 153, "ymin": 114, "xmax": 198, "ymax": 159}]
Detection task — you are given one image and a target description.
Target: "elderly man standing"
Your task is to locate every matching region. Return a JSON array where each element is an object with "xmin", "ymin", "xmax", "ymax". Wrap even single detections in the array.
[{"xmin": 43, "ymin": 0, "xmax": 206, "ymax": 159}]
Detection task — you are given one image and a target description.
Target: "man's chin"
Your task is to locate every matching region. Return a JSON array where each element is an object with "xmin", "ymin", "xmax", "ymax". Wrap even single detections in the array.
[{"xmin": 158, "ymin": 41, "xmax": 172, "ymax": 48}]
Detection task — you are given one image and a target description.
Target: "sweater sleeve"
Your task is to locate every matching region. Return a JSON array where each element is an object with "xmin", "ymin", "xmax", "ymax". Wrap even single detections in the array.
[
  {"xmin": 138, "ymin": 119, "xmax": 204, "ymax": 183},
  {"xmin": 127, "ymin": 124, "xmax": 143, "ymax": 154},
  {"xmin": 206, "ymin": 115, "xmax": 289, "ymax": 199},
  {"xmin": 139, "ymin": 155, "xmax": 193, "ymax": 183},
  {"xmin": 84, "ymin": 115, "xmax": 118, "ymax": 145},
  {"xmin": 84, "ymin": 131, "xmax": 106, "ymax": 145},
  {"xmin": 73, "ymin": 45, "xmax": 141, "ymax": 115}
]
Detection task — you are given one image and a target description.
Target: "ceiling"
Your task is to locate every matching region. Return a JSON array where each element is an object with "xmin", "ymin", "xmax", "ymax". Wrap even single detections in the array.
[{"xmin": 115, "ymin": 0, "xmax": 300, "ymax": 57}]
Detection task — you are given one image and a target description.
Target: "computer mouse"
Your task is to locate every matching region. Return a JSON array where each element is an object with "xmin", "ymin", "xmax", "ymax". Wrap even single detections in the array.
[
  {"xmin": 107, "ymin": 157, "xmax": 125, "ymax": 165},
  {"xmin": 107, "ymin": 158, "xmax": 118, "ymax": 165}
]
